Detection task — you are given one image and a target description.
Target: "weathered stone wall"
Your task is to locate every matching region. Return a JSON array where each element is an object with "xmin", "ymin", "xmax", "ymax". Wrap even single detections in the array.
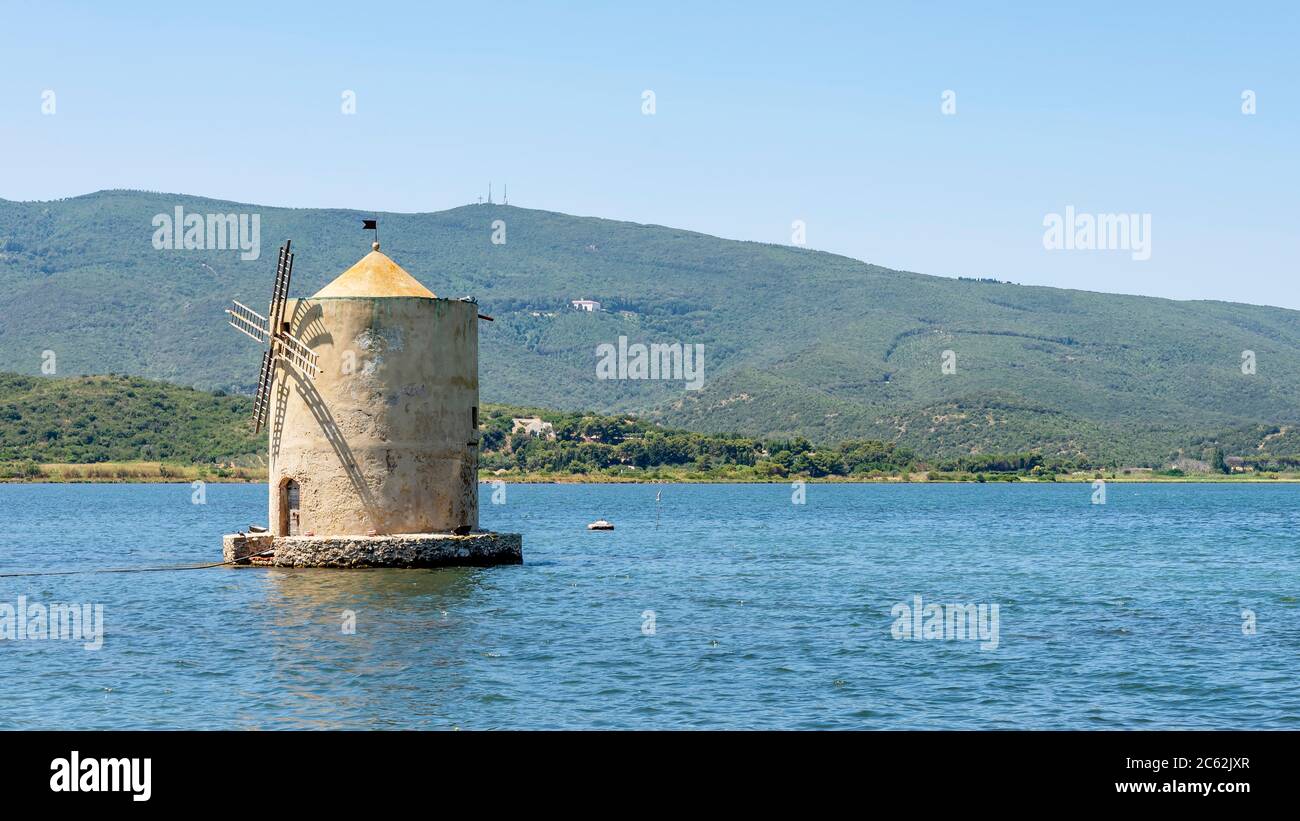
[
  {"xmin": 222, "ymin": 533, "xmax": 274, "ymax": 563},
  {"xmin": 268, "ymin": 296, "xmax": 480, "ymax": 537},
  {"xmin": 271, "ymin": 532, "xmax": 522, "ymax": 568}
]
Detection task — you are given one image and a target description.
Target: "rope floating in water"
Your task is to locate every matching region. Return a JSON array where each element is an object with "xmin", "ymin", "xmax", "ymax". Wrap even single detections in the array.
[{"xmin": 0, "ymin": 550, "xmax": 274, "ymax": 578}]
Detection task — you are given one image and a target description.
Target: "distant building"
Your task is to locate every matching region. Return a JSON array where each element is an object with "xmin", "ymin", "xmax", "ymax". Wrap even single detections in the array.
[
  {"xmin": 511, "ymin": 417, "xmax": 556, "ymax": 440},
  {"xmin": 572, "ymin": 299, "xmax": 601, "ymax": 312}
]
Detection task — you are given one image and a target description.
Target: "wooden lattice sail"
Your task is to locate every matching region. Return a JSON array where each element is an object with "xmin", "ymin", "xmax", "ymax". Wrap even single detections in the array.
[{"xmin": 224, "ymin": 240, "xmax": 319, "ymax": 433}]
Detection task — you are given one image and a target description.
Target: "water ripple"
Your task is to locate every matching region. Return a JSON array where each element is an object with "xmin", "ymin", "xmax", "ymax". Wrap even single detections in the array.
[{"xmin": 0, "ymin": 482, "xmax": 1296, "ymax": 728}]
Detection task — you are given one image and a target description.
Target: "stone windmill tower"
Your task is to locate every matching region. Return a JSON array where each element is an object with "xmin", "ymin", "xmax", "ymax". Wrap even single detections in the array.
[{"xmin": 222, "ymin": 231, "xmax": 521, "ymax": 568}]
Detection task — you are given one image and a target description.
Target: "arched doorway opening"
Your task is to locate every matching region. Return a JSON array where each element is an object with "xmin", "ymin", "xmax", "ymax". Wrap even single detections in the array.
[{"xmin": 280, "ymin": 478, "xmax": 301, "ymax": 536}]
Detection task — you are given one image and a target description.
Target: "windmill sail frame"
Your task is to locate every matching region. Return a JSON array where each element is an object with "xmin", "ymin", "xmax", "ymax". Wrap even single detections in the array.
[
  {"xmin": 251, "ymin": 348, "xmax": 276, "ymax": 433},
  {"xmin": 224, "ymin": 239, "xmax": 319, "ymax": 433},
  {"xmin": 228, "ymin": 300, "xmax": 270, "ymax": 344}
]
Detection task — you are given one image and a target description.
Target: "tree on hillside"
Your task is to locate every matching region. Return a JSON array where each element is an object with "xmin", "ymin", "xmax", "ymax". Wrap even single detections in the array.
[{"xmin": 1211, "ymin": 447, "xmax": 1229, "ymax": 475}]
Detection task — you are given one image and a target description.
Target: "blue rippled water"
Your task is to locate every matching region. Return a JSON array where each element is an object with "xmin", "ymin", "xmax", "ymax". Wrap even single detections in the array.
[{"xmin": 0, "ymin": 482, "xmax": 1296, "ymax": 729}]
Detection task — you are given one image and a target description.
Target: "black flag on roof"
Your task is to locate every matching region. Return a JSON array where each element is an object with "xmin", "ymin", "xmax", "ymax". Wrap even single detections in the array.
[{"xmin": 362, "ymin": 219, "xmax": 377, "ymax": 230}]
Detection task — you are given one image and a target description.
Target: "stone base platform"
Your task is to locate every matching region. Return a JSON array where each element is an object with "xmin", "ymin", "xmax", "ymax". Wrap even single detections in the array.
[{"xmin": 222, "ymin": 532, "xmax": 523, "ymax": 568}]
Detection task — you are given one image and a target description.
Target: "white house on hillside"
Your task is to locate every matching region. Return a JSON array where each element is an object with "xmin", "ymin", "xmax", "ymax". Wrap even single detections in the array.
[
  {"xmin": 511, "ymin": 417, "xmax": 556, "ymax": 439},
  {"xmin": 571, "ymin": 299, "xmax": 601, "ymax": 312}
]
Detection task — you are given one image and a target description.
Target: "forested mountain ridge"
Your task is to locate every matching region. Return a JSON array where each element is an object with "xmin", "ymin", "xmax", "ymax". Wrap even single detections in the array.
[{"xmin": 2, "ymin": 189, "xmax": 1298, "ymax": 464}]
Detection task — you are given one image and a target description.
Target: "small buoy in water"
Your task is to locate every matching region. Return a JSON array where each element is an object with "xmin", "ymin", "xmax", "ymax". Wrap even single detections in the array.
[{"xmin": 588, "ymin": 519, "xmax": 614, "ymax": 530}]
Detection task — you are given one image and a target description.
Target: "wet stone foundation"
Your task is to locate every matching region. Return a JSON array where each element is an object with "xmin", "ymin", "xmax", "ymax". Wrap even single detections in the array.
[{"xmin": 222, "ymin": 532, "xmax": 523, "ymax": 568}]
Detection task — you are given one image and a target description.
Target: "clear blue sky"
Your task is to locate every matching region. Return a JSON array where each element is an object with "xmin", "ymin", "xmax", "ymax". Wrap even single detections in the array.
[{"xmin": 2, "ymin": 2, "xmax": 1297, "ymax": 306}]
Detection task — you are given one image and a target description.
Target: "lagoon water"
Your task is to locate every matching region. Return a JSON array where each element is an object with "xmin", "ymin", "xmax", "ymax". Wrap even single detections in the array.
[{"xmin": 0, "ymin": 482, "xmax": 1296, "ymax": 729}]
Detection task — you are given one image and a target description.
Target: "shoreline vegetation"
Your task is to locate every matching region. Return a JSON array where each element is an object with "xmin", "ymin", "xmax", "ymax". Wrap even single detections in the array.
[
  {"xmin": 0, "ymin": 461, "xmax": 264, "ymax": 483},
  {"xmin": 5, "ymin": 373, "xmax": 1300, "ymax": 486},
  {"xmin": 10, "ymin": 191, "xmax": 1300, "ymax": 470},
  {"xmin": 3, "ymin": 461, "xmax": 1299, "ymax": 484}
]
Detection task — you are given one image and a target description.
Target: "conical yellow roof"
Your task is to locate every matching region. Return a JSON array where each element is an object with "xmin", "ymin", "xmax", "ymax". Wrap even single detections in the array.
[{"xmin": 312, "ymin": 245, "xmax": 436, "ymax": 298}]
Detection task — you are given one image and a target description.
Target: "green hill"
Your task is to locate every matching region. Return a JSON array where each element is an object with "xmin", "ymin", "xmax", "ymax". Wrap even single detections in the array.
[
  {"xmin": 5, "ymin": 373, "xmax": 1300, "ymax": 478},
  {"xmin": 0, "ymin": 372, "xmax": 259, "ymax": 464},
  {"xmin": 0, "ymin": 373, "xmax": 916, "ymax": 480},
  {"xmin": 3, "ymin": 189, "xmax": 1299, "ymax": 465}
]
